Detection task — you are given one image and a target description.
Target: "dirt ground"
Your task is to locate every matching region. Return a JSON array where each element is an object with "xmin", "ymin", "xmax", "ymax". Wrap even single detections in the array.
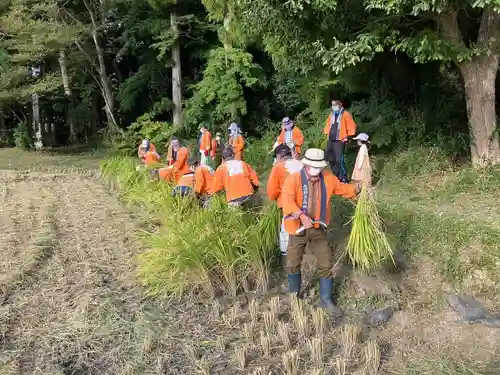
[{"xmin": 0, "ymin": 150, "xmax": 499, "ymax": 375}]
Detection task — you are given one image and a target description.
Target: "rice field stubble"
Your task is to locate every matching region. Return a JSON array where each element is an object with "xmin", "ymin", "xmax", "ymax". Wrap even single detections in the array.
[{"xmin": 1, "ymin": 149, "xmax": 500, "ymax": 374}]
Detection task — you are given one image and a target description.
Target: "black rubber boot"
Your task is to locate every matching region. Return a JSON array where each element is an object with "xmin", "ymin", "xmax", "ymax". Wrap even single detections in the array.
[{"xmin": 319, "ymin": 277, "xmax": 344, "ymax": 317}]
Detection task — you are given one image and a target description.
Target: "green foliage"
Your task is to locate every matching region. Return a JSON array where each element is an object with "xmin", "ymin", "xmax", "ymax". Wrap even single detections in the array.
[
  {"xmin": 184, "ymin": 46, "xmax": 264, "ymax": 128},
  {"xmin": 114, "ymin": 115, "xmax": 176, "ymax": 155},
  {"xmin": 13, "ymin": 120, "xmax": 32, "ymax": 150},
  {"xmin": 100, "ymin": 155, "xmax": 281, "ymax": 297}
]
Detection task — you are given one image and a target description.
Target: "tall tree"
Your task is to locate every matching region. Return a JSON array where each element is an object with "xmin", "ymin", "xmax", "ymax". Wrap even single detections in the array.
[
  {"xmin": 170, "ymin": 2, "xmax": 183, "ymax": 128},
  {"xmin": 317, "ymin": 0, "xmax": 500, "ymax": 167}
]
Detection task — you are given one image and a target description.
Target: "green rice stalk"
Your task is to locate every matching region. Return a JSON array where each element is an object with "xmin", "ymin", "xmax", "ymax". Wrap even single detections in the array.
[
  {"xmin": 346, "ymin": 185, "xmax": 394, "ymax": 272},
  {"xmin": 102, "ymin": 155, "xmax": 278, "ymax": 297}
]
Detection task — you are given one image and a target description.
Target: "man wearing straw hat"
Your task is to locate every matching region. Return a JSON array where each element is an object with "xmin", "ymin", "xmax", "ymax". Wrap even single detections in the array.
[{"xmin": 281, "ymin": 148, "xmax": 360, "ymax": 316}]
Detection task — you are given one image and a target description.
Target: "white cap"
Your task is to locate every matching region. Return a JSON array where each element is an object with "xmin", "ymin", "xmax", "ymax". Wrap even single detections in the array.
[{"xmin": 353, "ymin": 133, "xmax": 370, "ymax": 142}]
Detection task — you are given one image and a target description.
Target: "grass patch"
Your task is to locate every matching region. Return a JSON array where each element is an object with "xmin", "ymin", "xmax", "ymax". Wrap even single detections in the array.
[
  {"xmin": 398, "ymin": 355, "xmax": 498, "ymax": 375},
  {"xmin": 0, "ymin": 147, "xmax": 105, "ymax": 171}
]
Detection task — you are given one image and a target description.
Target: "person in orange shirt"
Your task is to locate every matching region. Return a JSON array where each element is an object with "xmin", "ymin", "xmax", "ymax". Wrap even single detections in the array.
[
  {"xmin": 210, "ymin": 132, "xmax": 222, "ymax": 168},
  {"xmin": 172, "ymin": 168, "xmax": 195, "ymax": 197},
  {"xmin": 166, "ymin": 138, "xmax": 175, "ymax": 166},
  {"xmin": 281, "ymin": 148, "xmax": 360, "ymax": 316},
  {"xmin": 199, "ymin": 126, "xmax": 212, "ymax": 166},
  {"xmin": 193, "ymin": 161, "xmax": 214, "ymax": 207},
  {"xmin": 210, "ymin": 147, "xmax": 259, "ymax": 207},
  {"xmin": 266, "ymin": 144, "xmax": 303, "ymax": 267},
  {"xmin": 272, "ymin": 117, "xmax": 304, "ymax": 158},
  {"xmin": 137, "ymin": 139, "xmax": 160, "ymax": 165},
  {"xmin": 323, "ymin": 99, "xmax": 357, "ymax": 182},
  {"xmin": 158, "ymin": 138, "xmax": 190, "ymax": 183},
  {"xmin": 228, "ymin": 122, "xmax": 245, "ymax": 161}
]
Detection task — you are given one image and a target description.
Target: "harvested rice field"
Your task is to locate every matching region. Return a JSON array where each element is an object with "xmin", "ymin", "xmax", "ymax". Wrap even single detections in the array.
[{"xmin": 0, "ymin": 148, "xmax": 499, "ymax": 375}]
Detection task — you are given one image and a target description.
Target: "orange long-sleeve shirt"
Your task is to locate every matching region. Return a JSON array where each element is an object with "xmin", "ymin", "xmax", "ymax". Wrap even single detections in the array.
[
  {"xmin": 277, "ymin": 127, "xmax": 304, "ymax": 154},
  {"xmin": 229, "ymin": 135, "xmax": 245, "ymax": 160},
  {"xmin": 200, "ymin": 131, "xmax": 212, "ymax": 153},
  {"xmin": 158, "ymin": 147, "xmax": 190, "ymax": 183},
  {"xmin": 281, "ymin": 171, "xmax": 357, "ymax": 234},
  {"xmin": 138, "ymin": 143, "xmax": 157, "ymax": 161},
  {"xmin": 144, "ymin": 151, "xmax": 161, "ymax": 166},
  {"xmin": 267, "ymin": 158, "xmax": 303, "ymax": 208},
  {"xmin": 211, "ymin": 159, "xmax": 259, "ymax": 202},
  {"xmin": 194, "ymin": 165, "xmax": 214, "ymax": 195},
  {"xmin": 171, "ymin": 147, "xmax": 190, "ymax": 175},
  {"xmin": 323, "ymin": 111, "xmax": 356, "ymax": 141}
]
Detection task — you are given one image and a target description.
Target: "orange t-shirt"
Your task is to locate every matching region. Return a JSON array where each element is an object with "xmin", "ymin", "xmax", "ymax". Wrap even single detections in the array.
[{"xmin": 211, "ymin": 159, "xmax": 259, "ymax": 202}]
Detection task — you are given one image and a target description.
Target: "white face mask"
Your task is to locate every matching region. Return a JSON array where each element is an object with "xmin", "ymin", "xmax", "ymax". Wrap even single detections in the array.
[
  {"xmin": 332, "ymin": 105, "xmax": 340, "ymax": 112},
  {"xmin": 306, "ymin": 167, "xmax": 322, "ymax": 177}
]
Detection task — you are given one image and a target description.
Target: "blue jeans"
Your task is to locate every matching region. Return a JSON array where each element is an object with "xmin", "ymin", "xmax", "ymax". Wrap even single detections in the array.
[{"xmin": 172, "ymin": 186, "xmax": 192, "ymax": 197}]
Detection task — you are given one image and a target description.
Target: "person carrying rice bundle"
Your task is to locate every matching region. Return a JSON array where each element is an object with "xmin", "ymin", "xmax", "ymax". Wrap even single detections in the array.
[
  {"xmin": 281, "ymin": 148, "xmax": 361, "ymax": 317},
  {"xmin": 210, "ymin": 147, "xmax": 259, "ymax": 208},
  {"xmin": 266, "ymin": 144, "xmax": 303, "ymax": 270}
]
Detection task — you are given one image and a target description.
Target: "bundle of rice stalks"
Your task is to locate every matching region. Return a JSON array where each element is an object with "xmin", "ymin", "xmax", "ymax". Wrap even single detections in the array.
[
  {"xmin": 346, "ymin": 185, "xmax": 394, "ymax": 272},
  {"xmin": 346, "ymin": 145, "xmax": 393, "ymax": 272}
]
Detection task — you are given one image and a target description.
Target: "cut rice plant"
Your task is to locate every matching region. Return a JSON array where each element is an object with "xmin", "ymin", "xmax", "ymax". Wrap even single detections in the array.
[
  {"xmin": 277, "ymin": 321, "xmax": 290, "ymax": 349},
  {"xmin": 346, "ymin": 185, "xmax": 394, "ymax": 272},
  {"xmin": 248, "ymin": 202, "xmax": 281, "ymax": 292},
  {"xmin": 102, "ymin": 155, "xmax": 278, "ymax": 298}
]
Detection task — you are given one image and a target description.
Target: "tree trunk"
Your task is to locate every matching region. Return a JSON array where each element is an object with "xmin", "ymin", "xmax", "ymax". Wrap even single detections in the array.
[
  {"xmin": 32, "ymin": 93, "xmax": 43, "ymax": 149},
  {"xmin": 0, "ymin": 112, "xmax": 5, "ymax": 141},
  {"xmin": 171, "ymin": 10, "xmax": 183, "ymax": 128},
  {"xmin": 58, "ymin": 48, "xmax": 77, "ymax": 143},
  {"xmin": 459, "ymin": 55, "xmax": 500, "ymax": 167},
  {"xmin": 223, "ymin": 11, "xmax": 239, "ymax": 123},
  {"xmin": 83, "ymin": 0, "xmax": 120, "ymax": 133}
]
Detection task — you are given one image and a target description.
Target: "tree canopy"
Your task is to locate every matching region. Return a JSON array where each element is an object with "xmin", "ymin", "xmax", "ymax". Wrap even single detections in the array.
[{"xmin": 0, "ymin": 0, "xmax": 498, "ymax": 166}]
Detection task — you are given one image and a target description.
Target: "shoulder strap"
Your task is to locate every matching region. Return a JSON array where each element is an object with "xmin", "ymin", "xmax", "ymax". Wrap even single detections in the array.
[
  {"xmin": 300, "ymin": 169, "xmax": 309, "ymax": 214},
  {"xmin": 319, "ymin": 173, "xmax": 327, "ymax": 223}
]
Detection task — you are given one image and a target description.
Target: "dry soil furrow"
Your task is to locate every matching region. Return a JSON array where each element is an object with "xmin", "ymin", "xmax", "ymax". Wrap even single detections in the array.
[
  {"xmin": 0, "ymin": 173, "xmax": 167, "ymax": 375},
  {"xmin": 0, "ymin": 175, "xmax": 54, "ymax": 285}
]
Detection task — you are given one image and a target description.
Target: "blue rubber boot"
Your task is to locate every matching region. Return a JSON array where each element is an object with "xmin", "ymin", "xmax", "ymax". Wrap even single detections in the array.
[
  {"xmin": 287, "ymin": 273, "xmax": 301, "ymax": 298},
  {"xmin": 319, "ymin": 278, "xmax": 344, "ymax": 317}
]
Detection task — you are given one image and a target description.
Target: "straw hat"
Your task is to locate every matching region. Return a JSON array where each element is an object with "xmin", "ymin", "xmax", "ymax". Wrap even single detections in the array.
[{"xmin": 301, "ymin": 148, "xmax": 328, "ymax": 168}]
